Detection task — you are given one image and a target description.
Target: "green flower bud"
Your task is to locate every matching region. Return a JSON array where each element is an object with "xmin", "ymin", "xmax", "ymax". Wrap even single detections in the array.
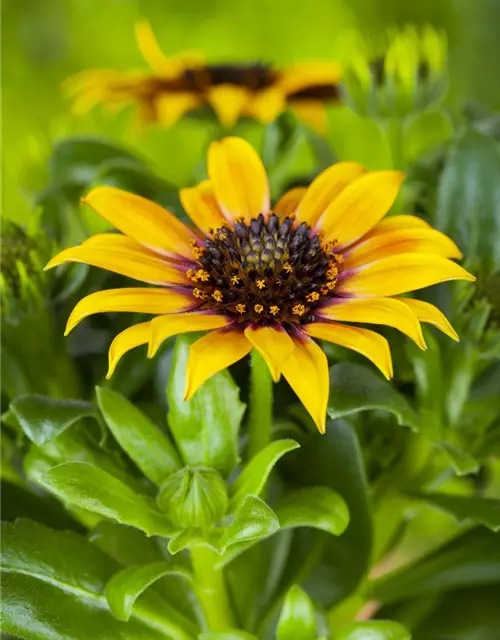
[
  {"xmin": 342, "ymin": 24, "xmax": 447, "ymax": 120},
  {"xmin": 158, "ymin": 467, "xmax": 228, "ymax": 530}
]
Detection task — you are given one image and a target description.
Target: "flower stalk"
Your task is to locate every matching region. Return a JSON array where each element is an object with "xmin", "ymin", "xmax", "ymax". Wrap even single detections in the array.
[
  {"xmin": 190, "ymin": 544, "xmax": 235, "ymax": 631},
  {"xmin": 247, "ymin": 349, "xmax": 273, "ymax": 459}
]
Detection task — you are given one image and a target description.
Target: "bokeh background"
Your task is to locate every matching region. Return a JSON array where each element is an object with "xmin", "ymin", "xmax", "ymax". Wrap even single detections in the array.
[{"xmin": 3, "ymin": 0, "xmax": 500, "ymax": 225}]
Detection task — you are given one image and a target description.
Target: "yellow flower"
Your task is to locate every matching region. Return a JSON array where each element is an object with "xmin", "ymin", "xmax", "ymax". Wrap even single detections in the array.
[
  {"xmin": 64, "ymin": 20, "xmax": 341, "ymax": 132},
  {"xmin": 46, "ymin": 138, "xmax": 474, "ymax": 432}
]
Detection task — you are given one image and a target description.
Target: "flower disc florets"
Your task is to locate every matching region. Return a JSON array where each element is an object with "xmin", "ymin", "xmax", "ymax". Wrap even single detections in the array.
[{"xmin": 187, "ymin": 213, "xmax": 343, "ymax": 325}]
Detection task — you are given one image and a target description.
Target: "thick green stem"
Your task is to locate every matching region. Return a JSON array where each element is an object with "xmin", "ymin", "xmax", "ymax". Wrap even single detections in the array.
[
  {"xmin": 382, "ymin": 118, "xmax": 406, "ymax": 170},
  {"xmin": 247, "ymin": 350, "xmax": 273, "ymax": 459},
  {"xmin": 190, "ymin": 544, "xmax": 235, "ymax": 631}
]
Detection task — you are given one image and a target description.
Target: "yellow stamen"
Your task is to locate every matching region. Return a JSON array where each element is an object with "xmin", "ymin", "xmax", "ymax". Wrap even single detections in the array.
[
  {"xmin": 235, "ymin": 303, "xmax": 246, "ymax": 314},
  {"xmin": 256, "ymin": 279, "xmax": 266, "ymax": 290},
  {"xmin": 335, "ymin": 254, "xmax": 344, "ymax": 264},
  {"xmin": 193, "ymin": 288, "xmax": 205, "ymax": 299},
  {"xmin": 196, "ymin": 269, "xmax": 210, "ymax": 282},
  {"xmin": 325, "ymin": 280, "xmax": 337, "ymax": 290},
  {"xmin": 231, "ymin": 275, "xmax": 240, "ymax": 285},
  {"xmin": 306, "ymin": 292, "xmax": 320, "ymax": 302},
  {"xmin": 292, "ymin": 303, "xmax": 306, "ymax": 316},
  {"xmin": 213, "ymin": 290, "xmax": 223, "ymax": 302},
  {"xmin": 186, "ymin": 269, "xmax": 196, "ymax": 281},
  {"xmin": 270, "ymin": 305, "xmax": 280, "ymax": 316},
  {"xmin": 254, "ymin": 304, "xmax": 264, "ymax": 314},
  {"xmin": 283, "ymin": 263, "xmax": 293, "ymax": 273}
]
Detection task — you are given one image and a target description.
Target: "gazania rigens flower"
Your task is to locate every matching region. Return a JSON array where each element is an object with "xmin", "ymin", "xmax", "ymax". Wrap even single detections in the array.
[
  {"xmin": 65, "ymin": 21, "xmax": 341, "ymax": 132},
  {"xmin": 46, "ymin": 137, "xmax": 474, "ymax": 432}
]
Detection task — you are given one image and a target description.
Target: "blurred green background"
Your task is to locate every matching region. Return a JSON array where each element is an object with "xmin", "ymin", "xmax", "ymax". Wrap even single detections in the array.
[{"xmin": 3, "ymin": 0, "xmax": 500, "ymax": 224}]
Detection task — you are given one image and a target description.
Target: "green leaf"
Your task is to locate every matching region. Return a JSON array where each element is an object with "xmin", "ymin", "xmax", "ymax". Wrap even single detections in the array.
[
  {"xmin": 336, "ymin": 621, "xmax": 411, "ymax": 640},
  {"xmin": 90, "ymin": 521, "xmax": 166, "ymax": 565},
  {"xmin": 167, "ymin": 529, "xmax": 211, "ymax": 555},
  {"xmin": 39, "ymin": 461, "xmax": 175, "ymax": 536},
  {"xmin": 275, "ymin": 487, "xmax": 349, "ymax": 536},
  {"xmin": 438, "ymin": 442, "xmax": 479, "ymax": 476},
  {"xmin": 327, "ymin": 363, "xmax": 419, "ymax": 432},
  {"xmin": 199, "ymin": 632, "xmax": 257, "ymax": 640},
  {"xmin": 276, "ymin": 585, "xmax": 316, "ymax": 640},
  {"xmin": 167, "ymin": 335, "xmax": 245, "ymax": 476},
  {"xmin": 96, "ymin": 386, "xmax": 181, "ymax": 485},
  {"xmin": 0, "ymin": 519, "xmax": 196, "ymax": 640},
  {"xmin": 414, "ymin": 492, "xmax": 500, "ymax": 531},
  {"xmin": 436, "ymin": 129, "xmax": 500, "ymax": 270},
  {"xmin": 105, "ymin": 561, "xmax": 192, "ymax": 621},
  {"xmin": 279, "ymin": 419, "xmax": 372, "ymax": 608},
  {"xmin": 158, "ymin": 466, "xmax": 228, "ymax": 529},
  {"xmin": 10, "ymin": 395, "xmax": 96, "ymax": 445},
  {"xmin": 228, "ymin": 439, "xmax": 300, "ymax": 513},
  {"xmin": 0, "ymin": 573, "xmax": 166, "ymax": 640},
  {"xmin": 221, "ymin": 495, "xmax": 280, "ymax": 552},
  {"xmin": 50, "ymin": 136, "xmax": 143, "ymax": 185},
  {"xmin": 372, "ymin": 527, "xmax": 500, "ymax": 604}
]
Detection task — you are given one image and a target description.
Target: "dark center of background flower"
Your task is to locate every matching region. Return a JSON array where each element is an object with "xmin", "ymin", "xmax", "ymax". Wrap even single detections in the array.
[{"xmin": 187, "ymin": 214, "xmax": 342, "ymax": 325}]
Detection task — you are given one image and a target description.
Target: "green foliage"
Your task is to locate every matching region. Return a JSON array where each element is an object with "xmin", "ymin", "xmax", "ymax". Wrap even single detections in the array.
[
  {"xmin": 167, "ymin": 335, "xmax": 245, "ymax": 476},
  {"xmin": 336, "ymin": 621, "xmax": 411, "ymax": 640},
  {"xmin": 276, "ymin": 586, "xmax": 317, "ymax": 640}
]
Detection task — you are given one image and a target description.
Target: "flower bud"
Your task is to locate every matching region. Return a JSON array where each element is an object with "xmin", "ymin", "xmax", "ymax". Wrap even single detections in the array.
[
  {"xmin": 342, "ymin": 24, "xmax": 447, "ymax": 119},
  {"xmin": 158, "ymin": 467, "xmax": 228, "ymax": 530}
]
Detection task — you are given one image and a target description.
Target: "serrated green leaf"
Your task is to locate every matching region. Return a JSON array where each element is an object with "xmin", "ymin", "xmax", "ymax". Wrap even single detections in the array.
[
  {"xmin": 435, "ymin": 129, "xmax": 500, "ymax": 270},
  {"xmin": 167, "ymin": 335, "xmax": 245, "ymax": 476},
  {"xmin": 275, "ymin": 487, "xmax": 349, "ymax": 536},
  {"xmin": 414, "ymin": 492, "xmax": 500, "ymax": 531},
  {"xmin": 372, "ymin": 527, "xmax": 500, "ymax": 604},
  {"xmin": 10, "ymin": 395, "xmax": 96, "ymax": 445},
  {"xmin": 221, "ymin": 495, "xmax": 279, "ymax": 552},
  {"xmin": 327, "ymin": 363, "xmax": 419, "ymax": 431},
  {"xmin": 0, "ymin": 519, "xmax": 196, "ymax": 640},
  {"xmin": 276, "ymin": 585, "xmax": 316, "ymax": 640},
  {"xmin": 105, "ymin": 561, "xmax": 192, "ymax": 621},
  {"xmin": 228, "ymin": 439, "xmax": 300, "ymax": 513},
  {"xmin": 39, "ymin": 461, "xmax": 175, "ymax": 536},
  {"xmin": 96, "ymin": 386, "xmax": 181, "ymax": 485},
  {"xmin": 336, "ymin": 621, "xmax": 411, "ymax": 640}
]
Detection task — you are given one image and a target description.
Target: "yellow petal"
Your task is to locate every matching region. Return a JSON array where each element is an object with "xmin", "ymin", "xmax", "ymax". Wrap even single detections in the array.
[
  {"xmin": 396, "ymin": 297, "xmax": 459, "ymax": 341},
  {"xmin": 180, "ymin": 180, "xmax": 225, "ymax": 235},
  {"xmin": 149, "ymin": 312, "xmax": 231, "ymax": 358},
  {"xmin": 281, "ymin": 332, "xmax": 329, "ymax": 433},
  {"xmin": 45, "ymin": 239, "xmax": 189, "ymax": 286},
  {"xmin": 318, "ymin": 297, "xmax": 426, "ymax": 350},
  {"xmin": 366, "ymin": 214, "xmax": 431, "ymax": 237},
  {"xmin": 338, "ymin": 254, "xmax": 475, "ymax": 297},
  {"xmin": 207, "ymin": 85, "xmax": 250, "ymax": 129},
  {"xmin": 244, "ymin": 324, "xmax": 295, "ymax": 382},
  {"xmin": 81, "ymin": 187, "xmax": 198, "ymax": 260},
  {"xmin": 107, "ymin": 322, "xmax": 151, "ymax": 378},
  {"xmin": 304, "ymin": 322, "xmax": 393, "ymax": 380},
  {"xmin": 290, "ymin": 100, "xmax": 329, "ymax": 134},
  {"xmin": 135, "ymin": 20, "xmax": 204, "ymax": 76},
  {"xmin": 320, "ymin": 171, "xmax": 406, "ymax": 247},
  {"xmin": 342, "ymin": 227, "xmax": 462, "ymax": 269},
  {"xmin": 297, "ymin": 161, "xmax": 366, "ymax": 227},
  {"xmin": 155, "ymin": 92, "xmax": 201, "ymax": 127},
  {"xmin": 184, "ymin": 328, "xmax": 252, "ymax": 400},
  {"xmin": 245, "ymin": 87, "xmax": 286, "ymax": 124},
  {"xmin": 274, "ymin": 187, "xmax": 307, "ymax": 218},
  {"xmin": 208, "ymin": 137, "xmax": 270, "ymax": 223},
  {"xmin": 279, "ymin": 61, "xmax": 341, "ymax": 94},
  {"xmin": 65, "ymin": 287, "xmax": 196, "ymax": 335}
]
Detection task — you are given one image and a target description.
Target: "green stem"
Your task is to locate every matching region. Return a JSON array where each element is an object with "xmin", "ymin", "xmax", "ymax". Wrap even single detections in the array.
[
  {"xmin": 382, "ymin": 118, "xmax": 406, "ymax": 170},
  {"xmin": 247, "ymin": 349, "xmax": 273, "ymax": 459},
  {"xmin": 190, "ymin": 544, "xmax": 235, "ymax": 631}
]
